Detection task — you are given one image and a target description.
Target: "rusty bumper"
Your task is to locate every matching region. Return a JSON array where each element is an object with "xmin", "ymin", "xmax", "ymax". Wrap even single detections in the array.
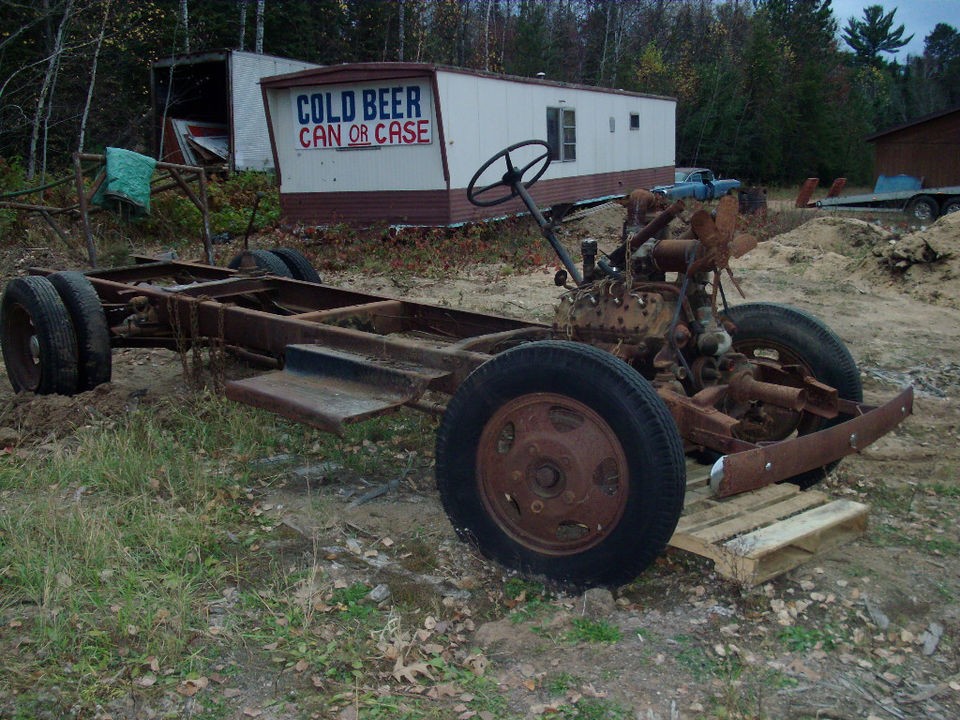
[{"xmin": 709, "ymin": 386, "xmax": 914, "ymax": 497}]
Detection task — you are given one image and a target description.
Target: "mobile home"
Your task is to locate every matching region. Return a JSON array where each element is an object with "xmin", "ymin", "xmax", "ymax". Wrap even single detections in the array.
[
  {"xmin": 152, "ymin": 50, "xmax": 321, "ymax": 172},
  {"xmin": 260, "ymin": 63, "xmax": 676, "ymax": 225}
]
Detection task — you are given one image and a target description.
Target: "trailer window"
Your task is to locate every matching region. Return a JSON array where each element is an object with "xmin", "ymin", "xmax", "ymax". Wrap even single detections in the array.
[
  {"xmin": 630, "ymin": 113, "xmax": 640, "ymax": 130},
  {"xmin": 546, "ymin": 107, "xmax": 576, "ymax": 161}
]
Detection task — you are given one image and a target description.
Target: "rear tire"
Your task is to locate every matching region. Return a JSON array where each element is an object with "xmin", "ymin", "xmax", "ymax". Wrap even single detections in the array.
[
  {"xmin": 47, "ymin": 271, "xmax": 112, "ymax": 391},
  {"xmin": 269, "ymin": 247, "xmax": 322, "ymax": 283},
  {"xmin": 906, "ymin": 195, "xmax": 938, "ymax": 222},
  {"xmin": 228, "ymin": 249, "xmax": 293, "ymax": 277},
  {"xmin": 436, "ymin": 340, "xmax": 685, "ymax": 588},
  {"xmin": 941, "ymin": 197, "xmax": 960, "ymax": 216},
  {"xmin": 722, "ymin": 302, "xmax": 863, "ymax": 488},
  {"xmin": 1, "ymin": 276, "xmax": 79, "ymax": 395}
]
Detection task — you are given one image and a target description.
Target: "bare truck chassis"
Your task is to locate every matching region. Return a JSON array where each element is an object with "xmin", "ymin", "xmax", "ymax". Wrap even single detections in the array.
[{"xmin": 0, "ymin": 141, "xmax": 913, "ymax": 587}]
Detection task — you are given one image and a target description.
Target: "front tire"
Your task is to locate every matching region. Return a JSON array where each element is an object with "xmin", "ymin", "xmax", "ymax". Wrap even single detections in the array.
[
  {"xmin": 435, "ymin": 341, "xmax": 685, "ymax": 588},
  {"xmin": 722, "ymin": 302, "xmax": 863, "ymax": 488}
]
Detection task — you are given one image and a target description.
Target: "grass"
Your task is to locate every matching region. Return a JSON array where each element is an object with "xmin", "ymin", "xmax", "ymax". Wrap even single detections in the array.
[
  {"xmin": 777, "ymin": 625, "xmax": 839, "ymax": 653},
  {"xmin": 543, "ymin": 698, "xmax": 631, "ymax": 719},
  {"xmin": 563, "ymin": 618, "xmax": 622, "ymax": 644},
  {"xmin": 0, "ymin": 392, "xmax": 468, "ymax": 718}
]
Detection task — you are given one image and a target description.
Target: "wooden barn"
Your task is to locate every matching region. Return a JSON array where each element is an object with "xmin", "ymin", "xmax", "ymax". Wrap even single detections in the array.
[
  {"xmin": 867, "ymin": 105, "xmax": 960, "ymax": 188},
  {"xmin": 259, "ymin": 63, "xmax": 676, "ymax": 225}
]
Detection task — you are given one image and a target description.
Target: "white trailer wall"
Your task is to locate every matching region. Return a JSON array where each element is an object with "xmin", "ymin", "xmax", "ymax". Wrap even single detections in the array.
[
  {"xmin": 229, "ymin": 52, "xmax": 320, "ymax": 171},
  {"xmin": 267, "ymin": 76, "xmax": 446, "ymax": 193},
  {"xmin": 436, "ymin": 71, "xmax": 675, "ymax": 189}
]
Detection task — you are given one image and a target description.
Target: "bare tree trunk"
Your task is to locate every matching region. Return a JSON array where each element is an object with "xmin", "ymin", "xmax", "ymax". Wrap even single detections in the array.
[
  {"xmin": 255, "ymin": 0, "xmax": 265, "ymax": 53},
  {"xmin": 398, "ymin": 0, "xmax": 405, "ymax": 61},
  {"xmin": 238, "ymin": 0, "xmax": 247, "ymax": 50},
  {"xmin": 27, "ymin": 0, "xmax": 73, "ymax": 181},
  {"xmin": 180, "ymin": 0, "xmax": 190, "ymax": 52},
  {"xmin": 611, "ymin": 2, "xmax": 626, "ymax": 87},
  {"xmin": 501, "ymin": 0, "xmax": 508, "ymax": 65},
  {"xmin": 599, "ymin": 0, "xmax": 612, "ymax": 85},
  {"xmin": 483, "ymin": 0, "xmax": 492, "ymax": 71},
  {"xmin": 78, "ymin": 0, "xmax": 112, "ymax": 153}
]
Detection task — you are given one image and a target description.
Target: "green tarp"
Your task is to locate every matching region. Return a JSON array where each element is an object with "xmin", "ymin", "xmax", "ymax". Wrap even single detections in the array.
[{"xmin": 91, "ymin": 147, "xmax": 157, "ymax": 217}]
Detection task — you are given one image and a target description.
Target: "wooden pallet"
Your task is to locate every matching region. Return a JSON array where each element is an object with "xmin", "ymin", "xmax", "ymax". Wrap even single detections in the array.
[{"xmin": 668, "ymin": 463, "xmax": 869, "ymax": 585}]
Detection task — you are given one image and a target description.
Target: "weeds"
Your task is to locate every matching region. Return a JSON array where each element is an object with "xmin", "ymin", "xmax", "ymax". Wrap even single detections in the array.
[
  {"xmin": 563, "ymin": 618, "xmax": 622, "ymax": 644},
  {"xmin": 543, "ymin": 698, "xmax": 631, "ymax": 719},
  {"xmin": 286, "ymin": 214, "xmax": 547, "ymax": 278},
  {"xmin": 778, "ymin": 625, "xmax": 839, "ymax": 652}
]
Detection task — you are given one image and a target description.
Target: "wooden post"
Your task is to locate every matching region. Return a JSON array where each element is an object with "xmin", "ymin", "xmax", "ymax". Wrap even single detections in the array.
[
  {"xmin": 197, "ymin": 168, "xmax": 213, "ymax": 264},
  {"xmin": 73, "ymin": 152, "xmax": 98, "ymax": 266}
]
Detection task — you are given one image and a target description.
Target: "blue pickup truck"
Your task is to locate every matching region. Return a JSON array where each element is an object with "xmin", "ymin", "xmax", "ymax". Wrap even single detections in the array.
[{"xmin": 652, "ymin": 167, "xmax": 741, "ymax": 201}]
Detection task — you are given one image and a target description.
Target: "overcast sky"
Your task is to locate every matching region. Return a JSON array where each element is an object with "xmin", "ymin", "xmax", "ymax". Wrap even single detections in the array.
[{"xmin": 828, "ymin": 0, "xmax": 959, "ymax": 58}]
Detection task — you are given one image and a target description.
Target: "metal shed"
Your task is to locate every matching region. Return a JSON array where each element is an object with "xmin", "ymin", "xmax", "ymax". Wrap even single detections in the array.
[
  {"xmin": 866, "ymin": 105, "xmax": 960, "ymax": 188},
  {"xmin": 259, "ymin": 63, "xmax": 676, "ymax": 225},
  {"xmin": 151, "ymin": 50, "xmax": 321, "ymax": 172}
]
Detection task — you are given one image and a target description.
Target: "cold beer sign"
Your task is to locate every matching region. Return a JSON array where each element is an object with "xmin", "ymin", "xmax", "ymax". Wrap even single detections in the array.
[{"xmin": 293, "ymin": 81, "xmax": 433, "ymax": 150}]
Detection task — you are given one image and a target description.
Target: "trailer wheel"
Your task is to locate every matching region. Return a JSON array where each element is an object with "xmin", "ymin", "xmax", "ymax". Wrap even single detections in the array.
[
  {"xmin": 941, "ymin": 197, "xmax": 960, "ymax": 216},
  {"xmin": 269, "ymin": 248, "xmax": 323, "ymax": 283},
  {"xmin": 47, "ymin": 271, "xmax": 112, "ymax": 391},
  {"xmin": 435, "ymin": 340, "xmax": 685, "ymax": 588},
  {"xmin": 906, "ymin": 195, "xmax": 938, "ymax": 222},
  {"xmin": 0, "ymin": 276, "xmax": 79, "ymax": 395},
  {"xmin": 722, "ymin": 302, "xmax": 863, "ymax": 488},
  {"xmin": 228, "ymin": 249, "xmax": 293, "ymax": 277}
]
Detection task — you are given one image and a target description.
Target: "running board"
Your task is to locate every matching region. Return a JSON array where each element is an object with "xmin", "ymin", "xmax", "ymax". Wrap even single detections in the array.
[{"xmin": 224, "ymin": 344, "xmax": 449, "ymax": 434}]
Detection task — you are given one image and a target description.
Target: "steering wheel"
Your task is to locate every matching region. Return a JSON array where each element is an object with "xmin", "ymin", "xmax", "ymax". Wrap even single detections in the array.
[{"xmin": 467, "ymin": 140, "xmax": 551, "ymax": 208}]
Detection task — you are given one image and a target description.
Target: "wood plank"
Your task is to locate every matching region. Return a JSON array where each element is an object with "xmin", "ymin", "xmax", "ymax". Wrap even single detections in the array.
[
  {"xmin": 669, "ymin": 480, "xmax": 870, "ymax": 586},
  {"xmin": 691, "ymin": 492, "xmax": 828, "ymax": 545},
  {"xmin": 676, "ymin": 484, "xmax": 800, "ymax": 534},
  {"xmin": 685, "ymin": 461, "xmax": 711, "ymax": 490},
  {"xmin": 723, "ymin": 500, "xmax": 868, "ymax": 558}
]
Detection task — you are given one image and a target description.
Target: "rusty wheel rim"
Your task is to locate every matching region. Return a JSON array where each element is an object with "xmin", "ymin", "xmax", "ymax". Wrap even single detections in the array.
[
  {"xmin": 5, "ymin": 302, "xmax": 42, "ymax": 392},
  {"xmin": 476, "ymin": 392, "xmax": 629, "ymax": 556}
]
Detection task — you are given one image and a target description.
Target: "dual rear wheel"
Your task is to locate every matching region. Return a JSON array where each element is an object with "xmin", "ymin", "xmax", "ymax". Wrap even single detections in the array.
[{"xmin": 1, "ymin": 273, "xmax": 111, "ymax": 395}]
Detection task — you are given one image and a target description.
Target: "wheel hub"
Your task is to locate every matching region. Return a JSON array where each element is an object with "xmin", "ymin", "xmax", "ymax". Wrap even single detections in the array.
[{"xmin": 476, "ymin": 392, "xmax": 629, "ymax": 555}]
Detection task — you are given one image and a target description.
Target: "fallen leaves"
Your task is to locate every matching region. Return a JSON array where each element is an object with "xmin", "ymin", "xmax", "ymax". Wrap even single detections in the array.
[{"xmin": 176, "ymin": 676, "xmax": 209, "ymax": 697}]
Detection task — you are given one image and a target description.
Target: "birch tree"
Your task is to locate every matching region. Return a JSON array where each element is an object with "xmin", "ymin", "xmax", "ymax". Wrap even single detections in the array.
[
  {"xmin": 27, "ymin": 0, "xmax": 74, "ymax": 180},
  {"xmin": 238, "ymin": 0, "xmax": 247, "ymax": 50},
  {"xmin": 256, "ymin": 0, "xmax": 265, "ymax": 53},
  {"xmin": 180, "ymin": 0, "xmax": 190, "ymax": 52},
  {"xmin": 78, "ymin": 0, "xmax": 112, "ymax": 153}
]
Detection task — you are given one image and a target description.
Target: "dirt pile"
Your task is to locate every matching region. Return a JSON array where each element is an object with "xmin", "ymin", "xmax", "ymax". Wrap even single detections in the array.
[
  {"xmin": 736, "ymin": 213, "xmax": 960, "ymax": 308},
  {"xmin": 874, "ymin": 211, "xmax": 959, "ymax": 308},
  {"xmin": 774, "ymin": 215, "xmax": 897, "ymax": 254},
  {"xmin": 0, "ymin": 349, "xmax": 187, "ymax": 447},
  {"xmin": 737, "ymin": 216, "xmax": 894, "ymax": 284}
]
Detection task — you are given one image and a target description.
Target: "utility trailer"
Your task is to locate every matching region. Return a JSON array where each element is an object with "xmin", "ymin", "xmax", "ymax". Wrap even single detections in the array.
[
  {"xmin": 0, "ymin": 141, "xmax": 913, "ymax": 588},
  {"xmin": 797, "ymin": 176, "xmax": 960, "ymax": 222}
]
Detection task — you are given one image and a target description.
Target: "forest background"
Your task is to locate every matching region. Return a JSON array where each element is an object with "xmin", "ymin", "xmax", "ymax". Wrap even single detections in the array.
[{"xmin": 1, "ymin": 0, "xmax": 959, "ymax": 194}]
